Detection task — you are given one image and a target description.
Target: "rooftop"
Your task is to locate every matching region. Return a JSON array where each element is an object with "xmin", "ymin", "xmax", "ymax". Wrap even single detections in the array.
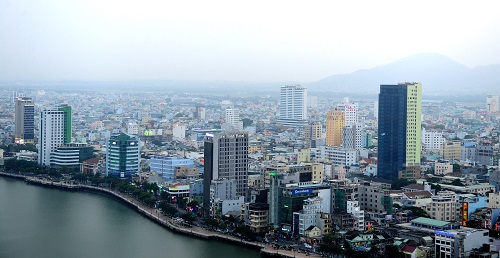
[{"xmin": 411, "ymin": 217, "xmax": 450, "ymax": 227}]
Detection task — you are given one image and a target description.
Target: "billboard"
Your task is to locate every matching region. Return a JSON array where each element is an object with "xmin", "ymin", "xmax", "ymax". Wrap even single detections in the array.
[
  {"xmin": 291, "ymin": 188, "xmax": 313, "ymax": 196},
  {"xmin": 462, "ymin": 202, "xmax": 468, "ymax": 226}
]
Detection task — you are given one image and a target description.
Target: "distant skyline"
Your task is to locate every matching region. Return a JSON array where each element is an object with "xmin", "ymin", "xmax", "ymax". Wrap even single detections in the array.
[{"xmin": 1, "ymin": 0, "xmax": 500, "ymax": 82}]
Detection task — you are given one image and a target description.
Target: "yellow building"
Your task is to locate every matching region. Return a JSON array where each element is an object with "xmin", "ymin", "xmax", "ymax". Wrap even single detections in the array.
[
  {"xmin": 440, "ymin": 141, "xmax": 461, "ymax": 161},
  {"xmin": 325, "ymin": 109, "xmax": 344, "ymax": 146}
]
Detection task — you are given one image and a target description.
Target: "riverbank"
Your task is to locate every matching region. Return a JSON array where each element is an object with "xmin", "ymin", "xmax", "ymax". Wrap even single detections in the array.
[{"xmin": 0, "ymin": 172, "xmax": 320, "ymax": 258}]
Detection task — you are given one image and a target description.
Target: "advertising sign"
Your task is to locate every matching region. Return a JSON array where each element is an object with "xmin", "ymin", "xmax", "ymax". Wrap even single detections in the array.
[{"xmin": 291, "ymin": 188, "xmax": 313, "ymax": 195}]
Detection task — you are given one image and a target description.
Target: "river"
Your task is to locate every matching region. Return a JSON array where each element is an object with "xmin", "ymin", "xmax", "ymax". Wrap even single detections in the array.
[{"xmin": 0, "ymin": 177, "xmax": 261, "ymax": 258}]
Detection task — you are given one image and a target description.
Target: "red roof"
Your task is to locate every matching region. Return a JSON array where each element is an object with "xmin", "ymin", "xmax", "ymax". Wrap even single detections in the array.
[
  {"xmin": 402, "ymin": 246, "xmax": 417, "ymax": 253},
  {"xmin": 402, "ymin": 184, "xmax": 425, "ymax": 191}
]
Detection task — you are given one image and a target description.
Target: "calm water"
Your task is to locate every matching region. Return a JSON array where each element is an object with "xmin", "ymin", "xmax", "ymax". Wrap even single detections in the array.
[{"xmin": 0, "ymin": 177, "xmax": 261, "ymax": 258}]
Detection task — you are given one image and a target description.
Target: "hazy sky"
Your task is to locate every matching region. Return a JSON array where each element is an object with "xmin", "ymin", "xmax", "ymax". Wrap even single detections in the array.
[{"xmin": 1, "ymin": 0, "xmax": 500, "ymax": 82}]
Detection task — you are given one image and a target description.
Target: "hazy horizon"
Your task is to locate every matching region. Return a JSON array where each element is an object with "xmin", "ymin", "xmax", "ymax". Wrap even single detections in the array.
[{"xmin": 2, "ymin": 0, "xmax": 500, "ymax": 82}]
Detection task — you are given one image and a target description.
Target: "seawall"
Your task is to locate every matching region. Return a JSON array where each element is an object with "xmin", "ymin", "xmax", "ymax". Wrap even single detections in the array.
[{"xmin": 0, "ymin": 172, "xmax": 318, "ymax": 258}]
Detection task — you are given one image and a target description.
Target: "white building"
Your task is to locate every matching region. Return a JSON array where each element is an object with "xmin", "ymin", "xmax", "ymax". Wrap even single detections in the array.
[
  {"xmin": 486, "ymin": 94, "xmax": 499, "ymax": 113},
  {"xmin": 347, "ymin": 201, "xmax": 365, "ymax": 231},
  {"xmin": 224, "ymin": 109, "xmax": 243, "ymax": 131},
  {"xmin": 214, "ymin": 196, "xmax": 245, "ymax": 217},
  {"xmin": 320, "ymin": 146, "xmax": 358, "ymax": 166},
  {"xmin": 295, "ymin": 197, "xmax": 322, "ymax": 236},
  {"xmin": 278, "ymin": 85, "xmax": 307, "ymax": 126},
  {"xmin": 211, "ymin": 178, "xmax": 236, "ymax": 201},
  {"xmin": 421, "ymin": 128, "xmax": 446, "ymax": 152},
  {"xmin": 127, "ymin": 122, "xmax": 139, "ymax": 135},
  {"xmin": 38, "ymin": 105, "xmax": 72, "ymax": 166},
  {"xmin": 172, "ymin": 123, "xmax": 186, "ymax": 140},
  {"xmin": 342, "ymin": 124, "xmax": 363, "ymax": 150},
  {"xmin": 337, "ymin": 102, "xmax": 359, "ymax": 126},
  {"xmin": 435, "ymin": 228, "xmax": 490, "ymax": 258}
]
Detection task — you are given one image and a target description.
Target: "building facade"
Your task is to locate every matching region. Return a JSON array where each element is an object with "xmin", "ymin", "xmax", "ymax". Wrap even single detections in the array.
[
  {"xmin": 50, "ymin": 143, "xmax": 93, "ymax": 169},
  {"xmin": 422, "ymin": 128, "xmax": 446, "ymax": 152},
  {"xmin": 278, "ymin": 85, "xmax": 307, "ymax": 126},
  {"xmin": 38, "ymin": 105, "xmax": 72, "ymax": 166},
  {"xmin": 486, "ymin": 94, "xmax": 499, "ymax": 113},
  {"xmin": 203, "ymin": 132, "xmax": 248, "ymax": 215},
  {"xmin": 106, "ymin": 133, "xmax": 140, "ymax": 177},
  {"xmin": 342, "ymin": 124, "xmax": 363, "ymax": 150},
  {"xmin": 325, "ymin": 108, "xmax": 344, "ymax": 147},
  {"xmin": 150, "ymin": 155, "xmax": 194, "ymax": 181},
  {"xmin": 15, "ymin": 97, "xmax": 35, "ymax": 144},
  {"xmin": 378, "ymin": 82, "xmax": 422, "ymax": 180},
  {"xmin": 320, "ymin": 146, "xmax": 358, "ymax": 166}
]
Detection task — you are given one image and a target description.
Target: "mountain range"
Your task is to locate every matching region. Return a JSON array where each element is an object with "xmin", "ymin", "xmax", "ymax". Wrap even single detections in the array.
[{"xmin": 309, "ymin": 53, "xmax": 500, "ymax": 94}]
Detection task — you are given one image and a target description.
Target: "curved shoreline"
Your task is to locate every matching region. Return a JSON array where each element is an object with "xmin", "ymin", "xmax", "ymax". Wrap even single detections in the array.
[{"xmin": 0, "ymin": 172, "xmax": 318, "ymax": 258}]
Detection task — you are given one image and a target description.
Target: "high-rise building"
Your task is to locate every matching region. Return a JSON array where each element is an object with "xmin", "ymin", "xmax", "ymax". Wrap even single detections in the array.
[
  {"xmin": 421, "ymin": 127, "xmax": 446, "ymax": 152},
  {"xmin": 38, "ymin": 105, "xmax": 72, "ymax": 166},
  {"xmin": 106, "ymin": 133, "xmax": 140, "ymax": 177},
  {"xmin": 378, "ymin": 82, "xmax": 422, "ymax": 180},
  {"xmin": 486, "ymin": 94, "xmax": 499, "ymax": 113},
  {"xmin": 203, "ymin": 132, "xmax": 248, "ymax": 215},
  {"xmin": 15, "ymin": 97, "xmax": 35, "ymax": 144},
  {"xmin": 337, "ymin": 102, "xmax": 358, "ymax": 126},
  {"xmin": 342, "ymin": 124, "xmax": 363, "ymax": 150},
  {"xmin": 224, "ymin": 109, "xmax": 243, "ymax": 131},
  {"xmin": 196, "ymin": 106, "xmax": 206, "ymax": 120},
  {"xmin": 172, "ymin": 123, "xmax": 186, "ymax": 139},
  {"xmin": 325, "ymin": 108, "xmax": 344, "ymax": 146},
  {"xmin": 58, "ymin": 105, "xmax": 72, "ymax": 144},
  {"xmin": 278, "ymin": 85, "xmax": 308, "ymax": 126}
]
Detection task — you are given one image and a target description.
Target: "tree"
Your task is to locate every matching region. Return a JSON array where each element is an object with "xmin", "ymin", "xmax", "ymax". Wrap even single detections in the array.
[
  {"xmin": 204, "ymin": 218, "xmax": 220, "ymax": 229},
  {"xmin": 426, "ymin": 177, "xmax": 441, "ymax": 183},
  {"xmin": 434, "ymin": 124, "xmax": 445, "ymax": 130},
  {"xmin": 234, "ymin": 225, "xmax": 257, "ymax": 240},
  {"xmin": 404, "ymin": 206, "xmax": 430, "ymax": 218},
  {"xmin": 430, "ymin": 183, "xmax": 442, "ymax": 193},
  {"xmin": 453, "ymin": 164, "xmax": 461, "ymax": 172},
  {"xmin": 180, "ymin": 212, "xmax": 196, "ymax": 224},
  {"xmin": 391, "ymin": 179, "xmax": 416, "ymax": 190},
  {"xmin": 159, "ymin": 201, "xmax": 178, "ymax": 217},
  {"xmin": 451, "ymin": 179, "xmax": 464, "ymax": 186}
]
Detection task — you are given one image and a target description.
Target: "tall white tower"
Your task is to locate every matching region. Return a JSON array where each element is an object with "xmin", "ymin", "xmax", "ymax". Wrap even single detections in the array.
[
  {"xmin": 224, "ymin": 109, "xmax": 243, "ymax": 131},
  {"xmin": 39, "ymin": 107, "xmax": 70, "ymax": 166},
  {"xmin": 278, "ymin": 85, "xmax": 307, "ymax": 126}
]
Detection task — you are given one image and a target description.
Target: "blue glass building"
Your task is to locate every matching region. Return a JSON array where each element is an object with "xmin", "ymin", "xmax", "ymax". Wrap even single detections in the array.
[{"xmin": 377, "ymin": 83, "xmax": 422, "ymax": 181}]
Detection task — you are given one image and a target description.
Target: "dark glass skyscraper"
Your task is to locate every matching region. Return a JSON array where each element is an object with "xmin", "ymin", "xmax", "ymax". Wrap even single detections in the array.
[{"xmin": 377, "ymin": 83, "xmax": 422, "ymax": 181}]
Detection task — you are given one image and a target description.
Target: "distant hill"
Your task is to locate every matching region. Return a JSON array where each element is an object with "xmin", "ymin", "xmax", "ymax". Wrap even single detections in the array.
[{"xmin": 309, "ymin": 53, "xmax": 500, "ymax": 94}]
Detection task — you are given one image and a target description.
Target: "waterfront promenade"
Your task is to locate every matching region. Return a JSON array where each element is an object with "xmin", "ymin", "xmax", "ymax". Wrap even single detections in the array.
[{"xmin": 0, "ymin": 172, "xmax": 321, "ymax": 258}]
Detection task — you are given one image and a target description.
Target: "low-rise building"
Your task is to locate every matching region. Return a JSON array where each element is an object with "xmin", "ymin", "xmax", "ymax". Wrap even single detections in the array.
[
  {"xmin": 435, "ymin": 227, "xmax": 490, "ymax": 258},
  {"xmin": 424, "ymin": 191, "xmax": 460, "ymax": 222},
  {"xmin": 435, "ymin": 161, "xmax": 453, "ymax": 175}
]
